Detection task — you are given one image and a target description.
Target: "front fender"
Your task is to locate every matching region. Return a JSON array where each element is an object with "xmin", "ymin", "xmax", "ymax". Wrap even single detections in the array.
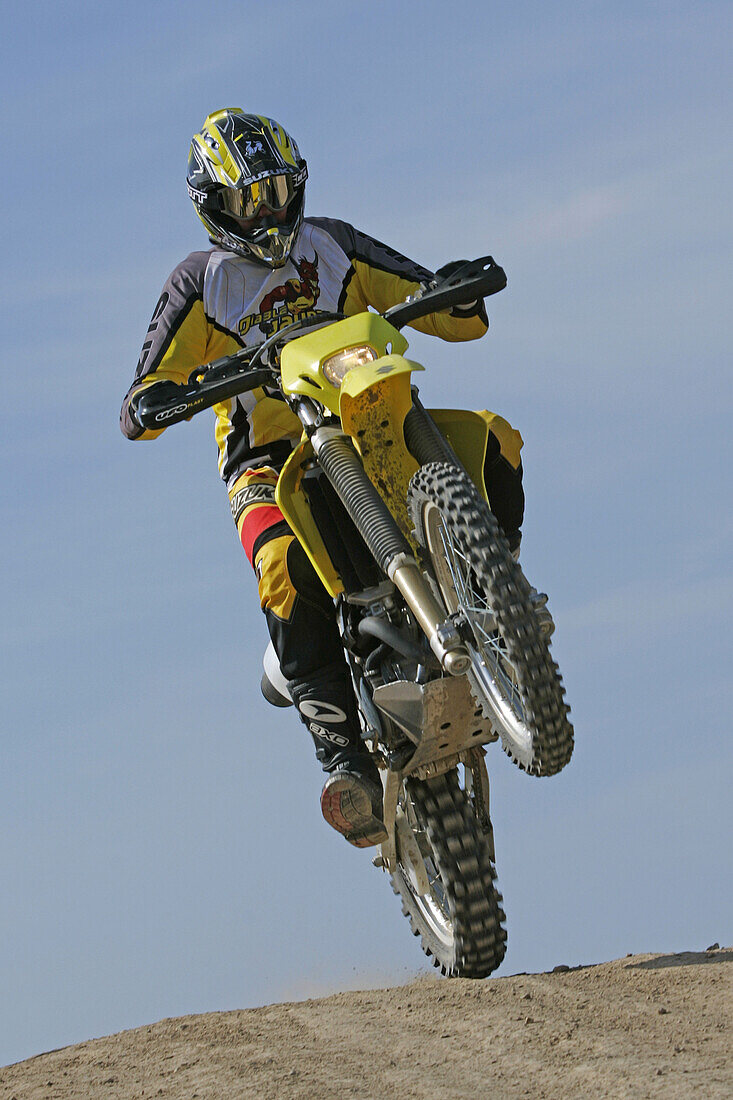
[{"xmin": 339, "ymin": 362, "xmax": 422, "ymax": 542}]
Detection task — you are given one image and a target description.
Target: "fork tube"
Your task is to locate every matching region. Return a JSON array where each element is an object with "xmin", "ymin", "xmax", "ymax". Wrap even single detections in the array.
[
  {"xmin": 404, "ymin": 392, "xmax": 460, "ymax": 467},
  {"xmin": 309, "ymin": 425, "xmax": 470, "ymax": 676},
  {"xmin": 310, "ymin": 427, "xmax": 411, "ymax": 573}
]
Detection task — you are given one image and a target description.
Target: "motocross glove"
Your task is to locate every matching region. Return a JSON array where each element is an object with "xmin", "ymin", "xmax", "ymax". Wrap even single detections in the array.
[
  {"xmin": 434, "ymin": 259, "xmax": 471, "ymax": 281},
  {"xmin": 433, "ymin": 260, "xmax": 482, "ymax": 315}
]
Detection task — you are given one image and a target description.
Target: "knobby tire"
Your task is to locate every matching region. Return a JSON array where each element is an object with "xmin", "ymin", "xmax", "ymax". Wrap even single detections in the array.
[
  {"xmin": 390, "ymin": 768, "xmax": 507, "ymax": 978},
  {"xmin": 407, "ymin": 462, "xmax": 573, "ymax": 777}
]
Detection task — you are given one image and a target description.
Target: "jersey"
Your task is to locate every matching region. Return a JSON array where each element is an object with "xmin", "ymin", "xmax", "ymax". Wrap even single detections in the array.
[{"xmin": 120, "ymin": 217, "xmax": 489, "ymax": 489}]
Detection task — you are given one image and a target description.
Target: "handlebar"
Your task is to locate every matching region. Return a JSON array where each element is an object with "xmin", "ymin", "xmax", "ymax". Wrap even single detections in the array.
[
  {"xmin": 133, "ymin": 257, "xmax": 507, "ymax": 430},
  {"xmin": 134, "ymin": 311, "xmax": 350, "ymax": 430}
]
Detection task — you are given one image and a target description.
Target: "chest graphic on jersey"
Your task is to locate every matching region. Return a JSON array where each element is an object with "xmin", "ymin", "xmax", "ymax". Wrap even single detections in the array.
[{"xmin": 238, "ymin": 254, "xmax": 321, "ymax": 337}]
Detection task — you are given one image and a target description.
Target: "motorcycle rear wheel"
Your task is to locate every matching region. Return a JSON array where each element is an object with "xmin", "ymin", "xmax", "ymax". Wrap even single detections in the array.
[
  {"xmin": 408, "ymin": 462, "xmax": 573, "ymax": 777},
  {"xmin": 390, "ymin": 768, "xmax": 506, "ymax": 978}
]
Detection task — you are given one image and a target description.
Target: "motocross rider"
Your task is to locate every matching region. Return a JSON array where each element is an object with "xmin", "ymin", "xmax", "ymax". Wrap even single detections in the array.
[{"xmin": 120, "ymin": 109, "xmax": 525, "ymax": 848}]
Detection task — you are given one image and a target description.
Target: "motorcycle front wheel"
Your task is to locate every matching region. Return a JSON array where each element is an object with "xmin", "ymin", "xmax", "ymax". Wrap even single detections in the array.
[
  {"xmin": 407, "ymin": 462, "xmax": 573, "ymax": 777},
  {"xmin": 390, "ymin": 767, "xmax": 506, "ymax": 978}
]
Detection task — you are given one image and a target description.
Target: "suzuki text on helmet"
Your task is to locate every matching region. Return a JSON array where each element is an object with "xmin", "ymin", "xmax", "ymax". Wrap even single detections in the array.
[{"xmin": 187, "ymin": 109, "xmax": 308, "ymax": 268}]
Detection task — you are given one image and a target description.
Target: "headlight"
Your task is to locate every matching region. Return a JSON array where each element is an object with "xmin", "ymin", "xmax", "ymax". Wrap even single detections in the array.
[{"xmin": 321, "ymin": 344, "xmax": 378, "ymax": 387}]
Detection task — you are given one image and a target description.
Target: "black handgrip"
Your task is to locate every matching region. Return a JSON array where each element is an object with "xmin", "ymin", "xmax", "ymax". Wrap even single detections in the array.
[{"xmin": 384, "ymin": 256, "xmax": 506, "ymax": 330}]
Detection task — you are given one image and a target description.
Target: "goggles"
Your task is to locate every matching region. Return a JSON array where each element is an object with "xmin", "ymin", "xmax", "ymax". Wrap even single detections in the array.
[{"xmin": 219, "ymin": 174, "xmax": 298, "ymax": 219}]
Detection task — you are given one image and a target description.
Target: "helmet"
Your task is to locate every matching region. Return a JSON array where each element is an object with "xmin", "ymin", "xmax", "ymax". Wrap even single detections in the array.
[{"xmin": 187, "ymin": 109, "xmax": 308, "ymax": 268}]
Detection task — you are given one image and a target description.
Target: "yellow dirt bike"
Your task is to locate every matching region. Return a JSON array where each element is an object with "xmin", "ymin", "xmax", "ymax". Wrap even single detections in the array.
[{"xmin": 136, "ymin": 257, "xmax": 573, "ymax": 978}]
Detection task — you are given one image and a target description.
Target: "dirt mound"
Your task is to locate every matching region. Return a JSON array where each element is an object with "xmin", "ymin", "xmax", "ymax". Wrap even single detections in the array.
[{"xmin": 1, "ymin": 949, "xmax": 730, "ymax": 1099}]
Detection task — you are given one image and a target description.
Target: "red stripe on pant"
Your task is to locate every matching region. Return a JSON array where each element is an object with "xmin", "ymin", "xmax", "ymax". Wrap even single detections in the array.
[{"xmin": 240, "ymin": 504, "xmax": 285, "ymax": 567}]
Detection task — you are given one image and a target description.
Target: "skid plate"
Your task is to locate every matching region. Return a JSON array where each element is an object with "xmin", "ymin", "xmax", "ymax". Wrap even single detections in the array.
[{"xmin": 373, "ymin": 676, "xmax": 496, "ymax": 773}]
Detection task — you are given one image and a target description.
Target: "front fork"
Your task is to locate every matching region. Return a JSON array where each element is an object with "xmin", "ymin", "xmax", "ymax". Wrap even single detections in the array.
[{"xmin": 293, "ymin": 396, "xmax": 470, "ymax": 676}]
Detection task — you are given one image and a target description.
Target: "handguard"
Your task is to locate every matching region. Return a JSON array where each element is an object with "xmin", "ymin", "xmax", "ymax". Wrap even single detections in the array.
[
  {"xmin": 134, "ymin": 356, "xmax": 273, "ymax": 430},
  {"xmin": 384, "ymin": 256, "xmax": 506, "ymax": 330}
]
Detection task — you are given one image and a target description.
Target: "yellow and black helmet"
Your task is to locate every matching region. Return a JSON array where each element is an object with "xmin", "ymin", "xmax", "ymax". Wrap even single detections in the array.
[{"xmin": 187, "ymin": 109, "xmax": 308, "ymax": 268}]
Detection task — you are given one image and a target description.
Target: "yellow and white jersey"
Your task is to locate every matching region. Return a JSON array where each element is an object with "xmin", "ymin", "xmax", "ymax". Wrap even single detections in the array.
[{"xmin": 121, "ymin": 218, "xmax": 488, "ymax": 488}]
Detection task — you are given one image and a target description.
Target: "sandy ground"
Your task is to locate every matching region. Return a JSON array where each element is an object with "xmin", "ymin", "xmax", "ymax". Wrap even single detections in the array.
[{"xmin": 1, "ymin": 948, "xmax": 730, "ymax": 1099}]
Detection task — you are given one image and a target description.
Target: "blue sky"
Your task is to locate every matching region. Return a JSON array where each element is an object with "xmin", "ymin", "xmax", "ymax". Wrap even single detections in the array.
[{"xmin": 1, "ymin": 0, "xmax": 731, "ymax": 1067}]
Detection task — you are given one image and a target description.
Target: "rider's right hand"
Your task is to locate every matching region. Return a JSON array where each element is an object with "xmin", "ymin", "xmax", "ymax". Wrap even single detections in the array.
[{"xmin": 433, "ymin": 260, "xmax": 483, "ymax": 317}]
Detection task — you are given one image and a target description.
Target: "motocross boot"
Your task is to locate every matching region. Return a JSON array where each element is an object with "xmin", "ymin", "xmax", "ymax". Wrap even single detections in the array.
[{"xmin": 288, "ymin": 662, "xmax": 388, "ymax": 849}]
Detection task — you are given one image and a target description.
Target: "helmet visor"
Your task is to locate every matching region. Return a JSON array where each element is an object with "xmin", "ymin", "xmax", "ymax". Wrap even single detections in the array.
[{"xmin": 220, "ymin": 174, "xmax": 297, "ymax": 219}]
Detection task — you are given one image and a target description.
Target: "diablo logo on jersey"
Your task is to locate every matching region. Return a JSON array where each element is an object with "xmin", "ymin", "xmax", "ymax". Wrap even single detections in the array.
[{"xmin": 239, "ymin": 255, "xmax": 321, "ymax": 336}]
